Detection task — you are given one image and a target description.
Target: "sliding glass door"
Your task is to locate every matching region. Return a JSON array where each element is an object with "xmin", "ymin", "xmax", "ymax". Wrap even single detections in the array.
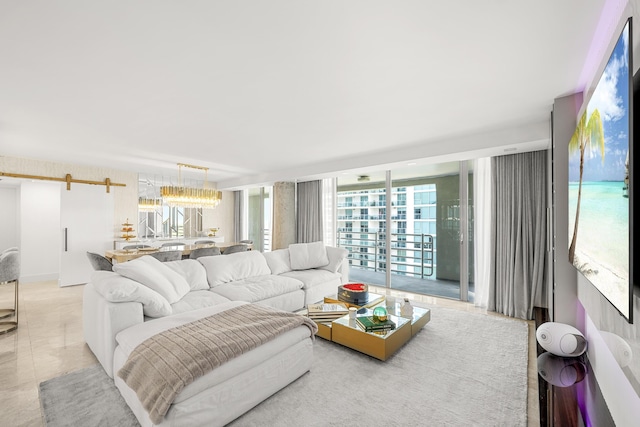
[
  {"xmin": 336, "ymin": 171, "xmax": 387, "ymax": 288},
  {"xmin": 390, "ymin": 163, "xmax": 464, "ymax": 299},
  {"xmin": 336, "ymin": 162, "xmax": 474, "ymax": 302}
]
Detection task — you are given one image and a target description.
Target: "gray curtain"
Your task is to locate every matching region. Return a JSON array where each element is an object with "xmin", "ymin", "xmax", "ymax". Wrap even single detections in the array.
[
  {"xmin": 489, "ymin": 150, "xmax": 547, "ymax": 320},
  {"xmin": 296, "ymin": 180, "xmax": 323, "ymax": 243},
  {"xmin": 233, "ymin": 190, "xmax": 243, "ymax": 243}
]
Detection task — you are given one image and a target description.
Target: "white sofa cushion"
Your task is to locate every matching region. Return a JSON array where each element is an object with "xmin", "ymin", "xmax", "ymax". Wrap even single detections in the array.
[
  {"xmin": 199, "ymin": 251, "xmax": 271, "ymax": 287},
  {"xmin": 90, "ymin": 271, "xmax": 172, "ymax": 318},
  {"xmin": 210, "ymin": 275, "xmax": 303, "ymax": 303},
  {"xmin": 289, "ymin": 241, "xmax": 329, "ymax": 270},
  {"xmin": 263, "ymin": 248, "xmax": 292, "ymax": 275},
  {"xmin": 116, "ymin": 301, "xmax": 246, "ymax": 357},
  {"xmin": 113, "ymin": 255, "xmax": 191, "ymax": 304},
  {"xmin": 163, "ymin": 259, "xmax": 209, "ymax": 291},
  {"xmin": 280, "ymin": 269, "xmax": 341, "ymax": 290},
  {"xmin": 321, "ymin": 246, "xmax": 348, "ymax": 273},
  {"xmin": 171, "ymin": 290, "xmax": 232, "ymax": 315}
]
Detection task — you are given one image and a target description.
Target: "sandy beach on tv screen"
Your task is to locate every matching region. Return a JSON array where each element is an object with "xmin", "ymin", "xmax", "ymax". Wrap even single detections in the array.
[{"xmin": 574, "ymin": 249, "xmax": 629, "ymax": 317}]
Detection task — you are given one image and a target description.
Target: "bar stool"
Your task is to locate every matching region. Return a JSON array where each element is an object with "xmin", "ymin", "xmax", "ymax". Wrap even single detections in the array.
[
  {"xmin": 222, "ymin": 244, "xmax": 248, "ymax": 255},
  {"xmin": 195, "ymin": 240, "xmax": 216, "ymax": 245},
  {"xmin": 0, "ymin": 250, "xmax": 20, "ymax": 334}
]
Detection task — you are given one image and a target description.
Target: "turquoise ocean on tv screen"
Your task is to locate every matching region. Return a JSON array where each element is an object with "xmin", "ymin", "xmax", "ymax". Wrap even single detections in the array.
[{"xmin": 568, "ymin": 181, "xmax": 629, "ymax": 274}]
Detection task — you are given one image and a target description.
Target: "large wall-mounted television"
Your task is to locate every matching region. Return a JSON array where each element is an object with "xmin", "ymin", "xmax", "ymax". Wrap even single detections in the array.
[{"xmin": 568, "ymin": 18, "xmax": 634, "ymax": 323}]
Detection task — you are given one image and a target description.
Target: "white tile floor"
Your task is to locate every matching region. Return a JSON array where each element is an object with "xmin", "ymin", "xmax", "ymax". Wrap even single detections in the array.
[{"xmin": 0, "ymin": 281, "xmax": 539, "ymax": 426}]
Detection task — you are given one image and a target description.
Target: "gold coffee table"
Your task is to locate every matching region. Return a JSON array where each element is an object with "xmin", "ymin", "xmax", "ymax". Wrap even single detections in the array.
[{"xmin": 313, "ymin": 294, "xmax": 431, "ymax": 361}]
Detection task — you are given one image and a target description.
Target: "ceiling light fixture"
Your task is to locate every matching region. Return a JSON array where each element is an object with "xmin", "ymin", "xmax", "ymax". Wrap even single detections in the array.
[
  {"xmin": 138, "ymin": 197, "xmax": 162, "ymax": 211},
  {"xmin": 160, "ymin": 163, "xmax": 222, "ymax": 209}
]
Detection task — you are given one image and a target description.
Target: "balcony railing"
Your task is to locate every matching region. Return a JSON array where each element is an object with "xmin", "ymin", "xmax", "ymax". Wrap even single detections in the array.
[
  {"xmin": 336, "ymin": 231, "xmax": 434, "ymax": 278},
  {"xmin": 337, "ymin": 214, "xmax": 386, "ymax": 221}
]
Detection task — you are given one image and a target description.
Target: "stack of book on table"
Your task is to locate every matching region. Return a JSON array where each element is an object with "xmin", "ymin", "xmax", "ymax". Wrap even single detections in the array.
[
  {"xmin": 307, "ymin": 303, "xmax": 349, "ymax": 323},
  {"xmin": 355, "ymin": 316, "xmax": 396, "ymax": 332}
]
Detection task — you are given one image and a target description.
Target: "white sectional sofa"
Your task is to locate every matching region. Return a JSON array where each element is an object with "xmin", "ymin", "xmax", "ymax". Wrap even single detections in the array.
[
  {"xmin": 83, "ymin": 242, "xmax": 349, "ymax": 426},
  {"xmin": 83, "ymin": 242, "xmax": 349, "ymax": 379}
]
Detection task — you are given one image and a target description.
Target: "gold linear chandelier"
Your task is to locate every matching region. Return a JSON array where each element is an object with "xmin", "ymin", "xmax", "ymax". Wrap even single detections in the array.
[
  {"xmin": 160, "ymin": 163, "xmax": 222, "ymax": 209},
  {"xmin": 138, "ymin": 197, "xmax": 162, "ymax": 211}
]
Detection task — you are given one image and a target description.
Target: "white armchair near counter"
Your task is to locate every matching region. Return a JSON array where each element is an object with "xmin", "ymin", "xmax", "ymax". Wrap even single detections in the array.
[{"xmin": 0, "ymin": 250, "xmax": 20, "ymax": 334}]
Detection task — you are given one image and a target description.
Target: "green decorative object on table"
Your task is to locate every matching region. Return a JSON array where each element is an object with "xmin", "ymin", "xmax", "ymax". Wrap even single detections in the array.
[
  {"xmin": 355, "ymin": 315, "xmax": 396, "ymax": 332},
  {"xmin": 372, "ymin": 306, "xmax": 388, "ymax": 323}
]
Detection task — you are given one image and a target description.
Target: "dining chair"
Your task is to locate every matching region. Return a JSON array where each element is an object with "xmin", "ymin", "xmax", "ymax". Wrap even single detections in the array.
[
  {"xmin": 0, "ymin": 250, "xmax": 20, "ymax": 334},
  {"xmin": 148, "ymin": 250, "xmax": 182, "ymax": 262},
  {"xmin": 239, "ymin": 240, "xmax": 253, "ymax": 244},
  {"xmin": 189, "ymin": 247, "xmax": 221, "ymax": 259},
  {"xmin": 195, "ymin": 240, "xmax": 215, "ymax": 245},
  {"xmin": 161, "ymin": 242, "xmax": 185, "ymax": 247},
  {"xmin": 86, "ymin": 252, "xmax": 113, "ymax": 271},
  {"xmin": 122, "ymin": 244, "xmax": 151, "ymax": 250},
  {"xmin": 222, "ymin": 244, "xmax": 248, "ymax": 255},
  {"xmin": 2, "ymin": 247, "xmax": 19, "ymax": 254}
]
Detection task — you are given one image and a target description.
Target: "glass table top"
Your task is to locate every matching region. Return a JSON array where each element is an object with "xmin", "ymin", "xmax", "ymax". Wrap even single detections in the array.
[{"xmin": 333, "ymin": 311, "xmax": 410, "ymax": 338}]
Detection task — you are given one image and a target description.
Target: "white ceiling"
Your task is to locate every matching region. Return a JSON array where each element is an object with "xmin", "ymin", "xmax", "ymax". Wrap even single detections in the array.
[{"xmin": 0, "ymin": 1, "xmax": 610, "ymax": 189}]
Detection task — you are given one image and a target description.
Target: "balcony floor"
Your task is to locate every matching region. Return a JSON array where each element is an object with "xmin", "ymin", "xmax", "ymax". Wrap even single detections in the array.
[{"xmin": 348, "ymin": 267, "xmax": 475, "ymax": 302}]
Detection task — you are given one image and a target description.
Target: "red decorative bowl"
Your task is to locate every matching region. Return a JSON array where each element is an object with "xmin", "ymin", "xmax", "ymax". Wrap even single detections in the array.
[{"xmin": 343, "ymin": 283, "xmax": 367, "ymax": 292}]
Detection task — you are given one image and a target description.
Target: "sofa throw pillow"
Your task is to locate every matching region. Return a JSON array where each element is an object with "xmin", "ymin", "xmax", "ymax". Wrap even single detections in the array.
[
  {"xmin": 199, "ymin": 250, "xmax": 271, "ymax": 287},
  {"xmin": 91, "ymin": 271, "xmax": 172, "ymax": 318},
  {"xmin": 321, "ymin": 246, "xmax": 349, "ymax": 273},
  {"xmin": 289, "ymin": 241, "xmax": 329, "ymax": 270},
  {"xmin": 113, "ymin": 255, "xmax": 191, "ymax": 304},
  {"xmin": 163, "ymin": 259, "xmax": 209, "ymax": 290},
  {"xmin": 263, "ymin": 248, "xmax": 292, "ymax": 275}
]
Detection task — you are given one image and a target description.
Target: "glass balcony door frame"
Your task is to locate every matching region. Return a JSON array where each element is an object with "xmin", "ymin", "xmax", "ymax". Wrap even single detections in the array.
[
  {"xmin": 459, "ymin": 161, "xmax": 470, "ymax": 302},
  {"xmin": 245, "ymin": 187, "xmax": 272, "ymax": 252},
  {"xmin": 337, "ymin": 161, "xmax": 472, "ymax": 302}
]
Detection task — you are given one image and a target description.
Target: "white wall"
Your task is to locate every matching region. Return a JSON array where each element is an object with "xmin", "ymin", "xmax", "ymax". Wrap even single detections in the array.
[
  {"xmin": 1, "ymin": 155, "xmax": 236, "ymax": 282},
  {"xmin": 0, "ymin": 155, "xmax": 138, "ymax": 282},
  {"xmin": 202, "ymin": 191, "xmax": 235, "ymax": 242},
  {"xmin": 578, "ymin": 280, "xmax": 640, "ymax": 426},
  {"xmin": 0, "ymin": 186, "xmax": 18, "ymax": 250},
  {"xmin": 0, "ymin": 156, "xmax": 138, "ymax": 234},
  {"xmin": 551, "ymin": 93, "xmax": 581, "ymax": 326},
  {"xmin": 551, "ymin": 2, "xmax": 640, "ymax": 425}
]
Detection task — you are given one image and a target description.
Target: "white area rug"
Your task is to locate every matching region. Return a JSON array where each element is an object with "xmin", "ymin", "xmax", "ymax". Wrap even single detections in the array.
[{"xmin": 40, "ymin": 305, "xmax": 529, "ymax": 426}]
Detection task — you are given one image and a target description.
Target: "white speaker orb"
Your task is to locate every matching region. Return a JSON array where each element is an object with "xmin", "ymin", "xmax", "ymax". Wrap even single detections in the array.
[{"xmin": 536, "ymin": 322, "xmax": 587, "ymax": 357}]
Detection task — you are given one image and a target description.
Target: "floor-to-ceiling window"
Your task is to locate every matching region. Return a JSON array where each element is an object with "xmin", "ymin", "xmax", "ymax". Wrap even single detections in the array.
[
  {"xmin": 246, "ymin": 186, "xmax": 272, "ymax": 252},
  {"xmin": 336, "ymin": 162, "xmax": 474, "ymax": 301},
  {"xmin": 336, "ymin": 171, "xmax": 387, "ymax": 283}
]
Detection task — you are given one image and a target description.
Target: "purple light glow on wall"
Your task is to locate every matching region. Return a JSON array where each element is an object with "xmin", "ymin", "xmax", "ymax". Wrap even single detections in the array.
[
  {"xmin": 577, "ymin": 0, "xmax": 627, "ymax": 97},
  {"xmin": 576, "ymin": 384, "xmax": 592, "ymax": 426}
]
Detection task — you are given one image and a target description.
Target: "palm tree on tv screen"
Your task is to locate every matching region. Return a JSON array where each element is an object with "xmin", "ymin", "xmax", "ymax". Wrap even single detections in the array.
[{"xmin": 568, "ymin": 109, "xmax": 605, "ymax": 264}]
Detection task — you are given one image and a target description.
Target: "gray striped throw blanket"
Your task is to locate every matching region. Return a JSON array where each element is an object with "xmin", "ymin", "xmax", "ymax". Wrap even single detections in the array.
[{"xmin": 117, "ymin": 303, "xmax": 318, "ymax": 424}]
